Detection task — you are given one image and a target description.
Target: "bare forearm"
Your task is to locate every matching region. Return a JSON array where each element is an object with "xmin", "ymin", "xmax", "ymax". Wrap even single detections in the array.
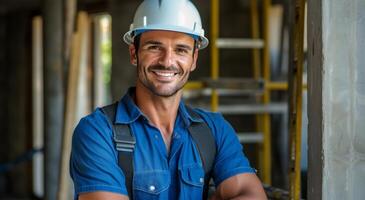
[
  {"xmin": 209, "ymin": 189, "xmax": 267, "ymax": 200},
  {"xmin": 209, "ymin": 174, "xmax": 267, "ymax": 200},
  {"xmin": 79, "ymin": 192, "xmax": 129, "ymax": 200}
]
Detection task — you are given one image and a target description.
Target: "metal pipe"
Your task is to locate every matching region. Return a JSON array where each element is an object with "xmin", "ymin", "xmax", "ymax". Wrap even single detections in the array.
[
  {"xmin": 43, "ymin": 0, "xmax": 64, "ymax": 199},
  {"xmin": 261, "ymin": 0, "xmax": 272, "ymax": 185},
  {"xmin": 266, "ymin": 82, "xmax": 307, "ymax": 91},
  {"xmin": 288, "ymin": 0, "xmax": 305, "ymax": 199},
  {"xmin": 250, "ymin": 0, "xmax": 261, "ymax": 79},
  {"xmin": 184, "ymin": 80, "xmax": 307, "ymax": 91},
  {"xmin": 210, "ymin": 0, "xmax": 219, "ymax": 112},
  {"xmin": 250, "ymin": 0, "xmax": 264, "ymax": 183},
  {"xmin": 32, "ymin": 16, "xmax": 44, "ymax": 198}
]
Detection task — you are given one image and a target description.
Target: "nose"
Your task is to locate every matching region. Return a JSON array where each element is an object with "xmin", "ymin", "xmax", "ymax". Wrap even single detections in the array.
[{"xmin": 158, "ymin": 48, "xmax": 175, "ymax": 67}]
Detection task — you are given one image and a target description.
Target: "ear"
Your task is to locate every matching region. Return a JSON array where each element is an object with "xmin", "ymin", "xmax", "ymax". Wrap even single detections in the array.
[
  {"xmin": 190, "ymin": 49, "xmax": 199, "ymax": 71},
  {"xmin": 129, "ymin": 44, "xmax": 137, "ymax": 66}
]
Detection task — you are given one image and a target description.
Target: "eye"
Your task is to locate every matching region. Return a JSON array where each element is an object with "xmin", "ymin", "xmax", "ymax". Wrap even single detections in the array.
[
  {"xmin": 147, "ymin": 45, "xmax": 161, "ymax": 51},
  {"xmin": 176, "ymin": 47, "xmax": 189, "ymax": 55}
]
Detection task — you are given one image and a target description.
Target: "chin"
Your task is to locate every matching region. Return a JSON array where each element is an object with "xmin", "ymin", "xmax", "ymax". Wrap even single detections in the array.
[
  {"xmin": 152, "ymin": 90, "xmax": 179, "ymax": 97},
  {"xmin": 150, "ymin": 86, "xmax": 182, "ymax": 97}
]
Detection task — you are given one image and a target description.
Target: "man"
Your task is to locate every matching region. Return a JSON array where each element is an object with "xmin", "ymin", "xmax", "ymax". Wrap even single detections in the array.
[{"xmin": 70, "ymin": 0, "xmax": 267, "ymax": 199}]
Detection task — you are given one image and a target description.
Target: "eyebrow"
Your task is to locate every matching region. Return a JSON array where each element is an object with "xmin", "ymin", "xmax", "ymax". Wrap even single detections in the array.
[
  {"xmin": 143, "ymin": 40, "xmax": 162, "ymax": 46},
  {"xmin": 143, "ymin": 40, "xmax": 193, "ymax": 51}
]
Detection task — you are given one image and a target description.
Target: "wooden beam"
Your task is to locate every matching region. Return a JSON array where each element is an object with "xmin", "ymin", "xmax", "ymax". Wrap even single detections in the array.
[
  {"xmin": 32, "ymin": 16, "xmax": 44, "ymax": 198},
  {"xmin": 57, "ymin": 11, "xmax": 89, "ymax": 200},
  {"xmin": 43, "ymin": 0, "xmax": 64, "ymax": 198},
  {"xmin": 307, "ymin": 0, "xmax": 323, "ymax": 199},
  {"xmin": 288, "ymin": 0, "xmax": 305, "ymax": 199},
  {"xmin": 63, "ymin": 0, "xmax": 77, "ymax": 72}
]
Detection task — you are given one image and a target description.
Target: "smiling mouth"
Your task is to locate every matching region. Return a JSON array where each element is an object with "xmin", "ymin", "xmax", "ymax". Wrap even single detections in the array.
[
  {"xmin": 153, "ymin": 71, "xmax": 178, "ymax": 77},
  {"xmin": 149, "ymin": 68, "xmax": 182, "ymax": 81},
  {"xmin": 148, "ymin": 64, "xmax": 182, "ymax": 81}
]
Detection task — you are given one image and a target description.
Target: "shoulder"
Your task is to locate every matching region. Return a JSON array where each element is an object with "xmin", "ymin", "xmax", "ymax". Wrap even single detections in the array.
[
  {"xmin": 70, "ymin": 108, "xmax": 126, "ymax": 196},
  {"xmin": 72, "ymin": 108, "xmax": 114, "ymax": 152},
  {"xmin": 76, "ymin": 107, "xmax": 110, "ymax": 128}
]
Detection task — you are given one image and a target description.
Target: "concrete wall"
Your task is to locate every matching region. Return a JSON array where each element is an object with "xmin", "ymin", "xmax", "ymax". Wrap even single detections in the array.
[
  {"xmin": 0, "ymin": 12, "xmax": 33, "ymax": 197},
  {"xmin": 109, "ymin": 0, "xmax": 138, "ymax": 100},
  {"xmin": 322, "ymin": 0, "xmax": 365, "ymax": 199},
  {"xmin": 0, "ymin": 15, "xmax": 9, "ymax": 196}
]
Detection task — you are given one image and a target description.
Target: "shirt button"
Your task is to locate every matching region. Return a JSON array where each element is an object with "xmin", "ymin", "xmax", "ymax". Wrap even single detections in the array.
[
  {"xmin": 200, "ymin": 178, "xmax": 204, "ymax": 183},
  {"xmin": 174, "ymin": 133, "xmax": 180, "ymax": 139},
  {"xmin": 149, "ymin": 185, "xmax": 156, "ymax": 191},
  {"xmin": 154, "ymin": 135, "xmax": 158, "ymax": 139}
]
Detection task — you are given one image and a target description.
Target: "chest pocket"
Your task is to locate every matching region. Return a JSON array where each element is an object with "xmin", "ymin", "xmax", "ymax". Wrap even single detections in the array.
[
  {"xmin": 179, "ymin": 164, "xmax": 205, "ymax": 199},
  {"xmin": 133, "ymin": 170, "xmax": 170, "ymax": 200}
]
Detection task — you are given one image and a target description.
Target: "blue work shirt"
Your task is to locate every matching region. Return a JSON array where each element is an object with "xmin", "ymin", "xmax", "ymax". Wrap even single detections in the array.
[{"xmin": 70, "ymin": 88, "xmax": 255, "ymax": 200}]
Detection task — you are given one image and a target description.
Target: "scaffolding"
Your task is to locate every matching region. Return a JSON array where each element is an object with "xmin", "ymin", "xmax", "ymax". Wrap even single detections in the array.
[
  {"xmin": 184, "ymin": 1, "xmax": 306, "ymax": 194},
  {"xmin": 185, "ymin": 0, "xmax": 275, "ymax": 184}
]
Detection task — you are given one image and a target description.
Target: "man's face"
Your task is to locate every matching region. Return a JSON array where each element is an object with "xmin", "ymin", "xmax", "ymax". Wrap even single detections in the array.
[{"xmin": 129, "ymin": 30, "xmax": 198, "ymax": 97}]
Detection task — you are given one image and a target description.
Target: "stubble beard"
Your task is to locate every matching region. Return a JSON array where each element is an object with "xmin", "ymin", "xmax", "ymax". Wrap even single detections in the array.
[{"xmin": 137, "ymin": 64, "xmax": 190, "ymax": 98}]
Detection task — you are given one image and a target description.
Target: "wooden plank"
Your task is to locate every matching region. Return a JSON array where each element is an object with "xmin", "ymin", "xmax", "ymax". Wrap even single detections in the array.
[
  {"xmin": 288, "ymin": 0, "xmax": 305, "ymax": 199},
  {"xmin": 210, "ymin": 0, "xmax": 219, "ymax": 111},
  {"xmin": 307, "ymin": 0, "xmax": 324, "ymax": 199},
  {"xmin": 57, "ymin": 11, "xmax": 89, "ymax": 200},
  {"xmin": 43, "ymin": 0, "xmax": 64, "ymax": 198},
  {"xmin": 32, "ymin": 16, "xmax": 44, "ymax": 198},
  {"xmin": 260, "ymin": 0, "xmax": 272, "ymax": 185},
  {"xmin": 64, "ymin": 0, "xmax": 77, "ymax": 70}
]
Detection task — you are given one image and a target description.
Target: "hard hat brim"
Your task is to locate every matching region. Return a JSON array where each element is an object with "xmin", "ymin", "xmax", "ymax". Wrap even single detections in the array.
[{"xmin": 123, "ymin": 26, "xmax": 209, "ymax": 50}]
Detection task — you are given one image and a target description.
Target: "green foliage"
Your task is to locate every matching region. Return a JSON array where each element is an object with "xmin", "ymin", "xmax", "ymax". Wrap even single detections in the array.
[{"xmin": 101, "ymin": 39, "xmax": 111, "ymax": 85}]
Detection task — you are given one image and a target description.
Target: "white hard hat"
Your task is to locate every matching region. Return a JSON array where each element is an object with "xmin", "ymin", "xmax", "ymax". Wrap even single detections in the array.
[{"xmin": 123, "ymin": 0, "xmax": 209, "ymax": 49}]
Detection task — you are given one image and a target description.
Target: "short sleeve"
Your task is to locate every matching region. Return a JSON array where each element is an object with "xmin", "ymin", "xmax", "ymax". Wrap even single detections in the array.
[
  {"xmin": 69, "ymin": 109, "xmax": 128, "ymax": 198},
  {"xmin": 197, "ymin": 111, "xmax": 256, "ymax": 187}
]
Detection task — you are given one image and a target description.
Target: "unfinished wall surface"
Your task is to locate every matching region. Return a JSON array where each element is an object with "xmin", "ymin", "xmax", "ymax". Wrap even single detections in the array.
[
  {"xmin": 0, "ymin": 15, "xmax": 8, "ymax": 196},
  {"xmin": 0, "ymin": 12, "xmax": 33, "ymax": 197},
  {"xmin": 109, "ymin": 0, "xmax": 138, "ymax": 100},
  {"xmin": 322, "ymin": 0, "xmax": 365, "ymax": 199}
]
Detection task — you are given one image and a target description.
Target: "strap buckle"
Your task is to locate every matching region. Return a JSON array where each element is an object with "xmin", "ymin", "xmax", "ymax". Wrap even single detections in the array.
[{"xmin": 114, "ymin": 133, "xmax": 136, "ymax": 153}]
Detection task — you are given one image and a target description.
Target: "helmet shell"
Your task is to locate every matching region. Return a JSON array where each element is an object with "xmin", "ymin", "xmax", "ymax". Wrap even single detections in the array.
[{"xmin": 123, "ymin": 0, "xmax": 209, "ymax": 49}]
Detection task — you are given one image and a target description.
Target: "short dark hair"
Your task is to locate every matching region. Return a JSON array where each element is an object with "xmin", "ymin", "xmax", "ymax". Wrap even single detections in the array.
[{"xmin": 133, "ymin": 34, "xmax": 142, "ymax": 53}]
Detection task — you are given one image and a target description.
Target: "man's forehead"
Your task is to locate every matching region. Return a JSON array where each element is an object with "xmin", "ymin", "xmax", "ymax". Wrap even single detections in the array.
[{"xmin": 139, "ymin": 30, "xmax": 195, "ymax": 44}]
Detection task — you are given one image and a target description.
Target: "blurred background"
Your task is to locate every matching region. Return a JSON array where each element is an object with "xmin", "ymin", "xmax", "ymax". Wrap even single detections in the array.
[{"xmin": 0, "ymin": 0, "xmax": 364, "ymax": 200}]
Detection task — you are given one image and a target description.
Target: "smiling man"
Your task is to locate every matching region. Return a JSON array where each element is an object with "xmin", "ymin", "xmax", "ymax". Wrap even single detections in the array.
[
  {"xmin": 70, "ymin": 0, "xmax": 267, "ymax": 200},
  {"xmin": 133, "ymin": 31, "xmax": 196, "ymax": 98}
]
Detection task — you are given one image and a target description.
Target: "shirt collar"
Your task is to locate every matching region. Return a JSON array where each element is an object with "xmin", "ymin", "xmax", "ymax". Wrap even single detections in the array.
[
  {"xmin": 115, "ymin": 87, "xmax": 144, "ymax": 124},
  {"xmin": 178, "ymin": 99, "xmax": 204, "ymax": 126},
  {"xmin": 115, "ymin": 87, "xmax": 204, "ymax": 125}
]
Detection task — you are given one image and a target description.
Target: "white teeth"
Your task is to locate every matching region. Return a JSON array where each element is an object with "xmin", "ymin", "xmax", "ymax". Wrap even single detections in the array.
[{"xmin": 154, "ymin": 71, "xmax": 175, "ymax": 77}]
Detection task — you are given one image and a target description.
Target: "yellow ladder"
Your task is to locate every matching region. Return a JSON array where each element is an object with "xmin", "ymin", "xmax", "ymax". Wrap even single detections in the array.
[{"xmin": 210, "ymin": 0, "xmax": 272, "ymax": 184}]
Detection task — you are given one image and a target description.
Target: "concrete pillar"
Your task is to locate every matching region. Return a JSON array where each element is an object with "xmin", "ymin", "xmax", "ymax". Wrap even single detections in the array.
[
  {"xmin": 0, "ymin": 14, "xmax": 8, "ymax": 195},
  {"xmin": 308, "ymin": 0, "xmax": 365, "ymax": 199},
  {"xmin": 109, "ymin": 0, "xmax": 138, "ymax": 100},
  {"xmin": 43, "ymin": 0, "xmax": 64, "ymax": 199},
  {"xmin": 0, "ymin": 16, "xmax": 7, "ymax": 161},
  {"xmin": 4, "ymin": 12, "xmax": 32, "ymax": 197}
]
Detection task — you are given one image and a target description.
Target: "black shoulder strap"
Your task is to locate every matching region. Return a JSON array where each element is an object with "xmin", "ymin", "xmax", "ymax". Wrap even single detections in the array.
[
  {"xmin": 101, "ymin": 102, "xmax": 135, "ymax": 199},
  {"xmin": 102, "ymin": 103, "xmax": 216, "ymax": 199},
  {"xmin": 186, "ymin": 106, "xmax": 217, "ymax": 199}
]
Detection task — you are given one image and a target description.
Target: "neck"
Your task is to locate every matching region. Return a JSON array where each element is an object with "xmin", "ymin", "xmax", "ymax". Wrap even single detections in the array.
[{"xmin": 134, "ymin": 83, "xmax": 182, "ymax": 151}]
